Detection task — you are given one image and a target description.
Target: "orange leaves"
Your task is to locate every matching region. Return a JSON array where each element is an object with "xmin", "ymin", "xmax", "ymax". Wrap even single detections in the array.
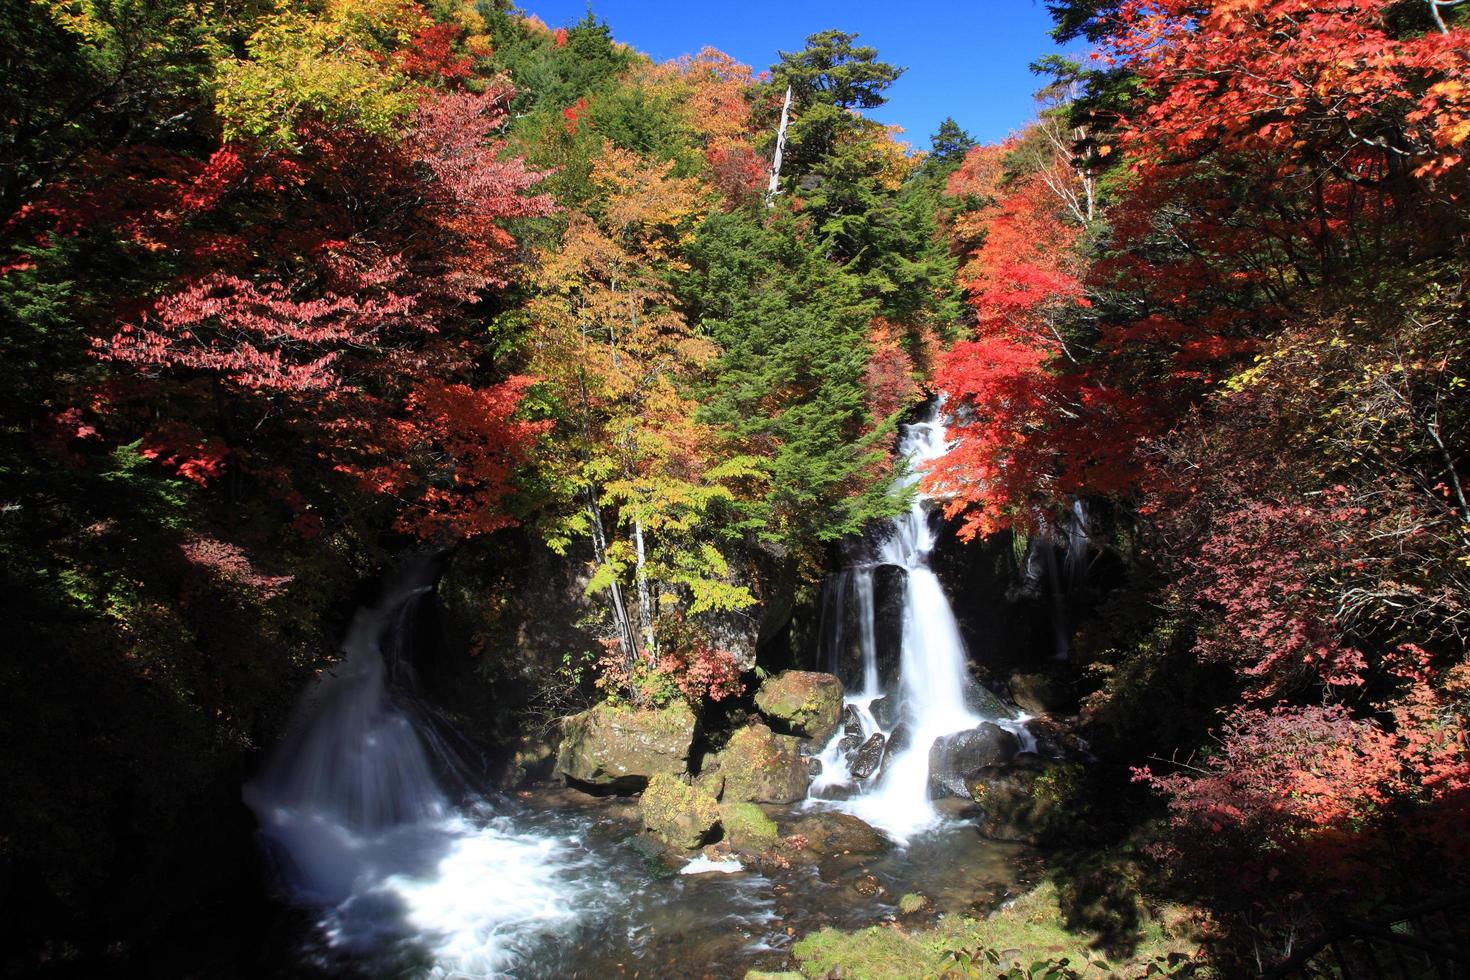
[{"xmin": 1110, "ymin": 0, "xmax": 1470, "ymax": 180}]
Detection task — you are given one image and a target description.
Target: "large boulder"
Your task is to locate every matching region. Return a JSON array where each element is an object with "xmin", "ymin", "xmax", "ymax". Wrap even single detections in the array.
[
  {"xmin": 966, "ymin": 758, "xmax": 1088, "ymax": 843},
  {"xmin": 638, "ymin": 773, "xmax": 720, "ymax": 851},
  {"xmin": 555, "ymin": 701, "xmax": 696, "ymax": 792},
  {"xmin": 791, "ymin": 812, "xmax": 888, "ymax": 856},
  {"xmin": 927, "ymin": 722, "xmax": 1021, "ymax": 799},
  {"xmin": 755, "ymin": 670, "xmax": 844, "ymax": 742},
  {"xmin": 719, "ymin": 722, "xmax": 810, "ymax": 804}
]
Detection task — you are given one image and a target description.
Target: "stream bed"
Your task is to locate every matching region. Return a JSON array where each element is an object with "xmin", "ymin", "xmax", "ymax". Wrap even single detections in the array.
[{"xmin": 265, "ymin": 785, "xmax": 1039, "ymax": 979}]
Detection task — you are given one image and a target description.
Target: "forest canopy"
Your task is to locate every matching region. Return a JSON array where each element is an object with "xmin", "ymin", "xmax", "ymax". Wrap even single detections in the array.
[{"xmin": 3, "ymin": 0, "xmax": 1468, "ymax": 974}]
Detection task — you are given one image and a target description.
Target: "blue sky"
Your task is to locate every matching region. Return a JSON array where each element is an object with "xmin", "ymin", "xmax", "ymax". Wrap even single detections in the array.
[{"xmin": 519, "ymin": 1, "xmax": 1086, "ymax": 150}]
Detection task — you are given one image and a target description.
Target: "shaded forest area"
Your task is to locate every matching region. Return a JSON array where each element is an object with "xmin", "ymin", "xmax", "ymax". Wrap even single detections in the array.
[{"xmin": 2, "ymin": 0, "xmax": 1468, "ymax": 976}]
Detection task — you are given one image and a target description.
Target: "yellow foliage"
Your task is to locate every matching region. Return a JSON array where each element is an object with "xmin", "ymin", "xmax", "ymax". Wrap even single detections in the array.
[{"xmin": 213, "ymin": 0, "xmax": 426, "ymax": 144}]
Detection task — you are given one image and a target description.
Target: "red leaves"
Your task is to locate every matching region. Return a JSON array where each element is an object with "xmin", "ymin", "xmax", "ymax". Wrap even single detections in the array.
[
  {"xmin": 1139, "ymin": 704, "xmax": 1400, "ymax": 849},
  {"xmin": 563, "ymin": 97, "xmax": 589, "ymax": 134},
  {"xmin": 928, "ymin": 162, "xmax": 1149, "ymax": 536},
  {"xmin": 705, "ymin": 143, "xmax": 766, "ymax": 209},
  {"xmin": 656, "ymin": 644, "xmax": 744, "ymax": 703},
  {"xmin": 180, "ymin": 537, "xmax": 294, "ymax": 598},
  {"xmin": 358, "ymin": 376, "xmax": 550, "ymax": 540},
  {"xmin": 396, "ymin": 23, "xmax": 474, "ymax": 81},
  {"xmin": 1184, "ymin": 498, "xmax": 1369, "ymax": 694},
  {"xmin": 863, "ymin": 319, "xmax": 921, "ymax": 426},
  {"xmin": 1109, "ymin": 0, "xmax": 1470, "ymax": 230},
  {"xmin": 140, "ymin": 421, "xmax": 230, "ymax": 486}
]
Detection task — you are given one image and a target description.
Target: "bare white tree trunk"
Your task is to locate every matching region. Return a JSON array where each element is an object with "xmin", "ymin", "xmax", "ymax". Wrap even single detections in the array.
[
  {"xmin": 765, "ymin": 85, "xmax": 793, "ymax": 207},
  {"xmin": 585, "ymin": 493, "xmax": 639, "ymax": 667},
  {"xmin": 632, "ymin": 517, "xmax": 656, "ymax": 656}
]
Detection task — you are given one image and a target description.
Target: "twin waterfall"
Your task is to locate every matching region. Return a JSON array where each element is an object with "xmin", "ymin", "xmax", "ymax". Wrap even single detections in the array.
[
  {"xmin": 809, "ymin": 406, "xmax": 1030, "ymax": 841},
  {"xmin": 241, "ymin": 403, "xmax": 1029, "ymax": 975}
]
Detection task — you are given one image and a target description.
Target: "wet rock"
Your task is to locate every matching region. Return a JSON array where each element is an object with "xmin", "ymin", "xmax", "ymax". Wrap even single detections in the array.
[
  {"xmin": 868, "ymin": 695, "xmax": 897, "ymax": 729},
  {"xmin": 875, "ymin": 722, "xmax": 913, "ymax": 781},
  {"xmin": 507, "ymin": 730, "xmax": 561, "ymax": 787},
  {"xmin": 720, "ymin": 722, "xmax": 810, "ymax": 804},
  {"xmin": 807, "ymin": 756, "xmax": 824, "ymax": 778},
  {"xmin": 965, "ymin": 683, "xmax": 1021, "ymax": 721},
  {"xmin": 755, "ymin": 670, "xmax": 845, "ymax": 742},
  {"xmin": 928, "ymin": 723, "xmax": 1021, "ymax": 799},
  {"xmin": 555, "ymin": 701, "xmax": 696, "ymax": 793},
  {"xmin": 872, "ymin": 565, "xmax": 908, "ymax": 690},
  {"xmin": 719, "ymin": 801, "xmax": 780, "ymax": 850},
  {"xmin": 792, "ymin": 812, "xmax": 888, "ymax": 856},
  {"xmin": 966, "ymin": 758, "xmax": 1088, "ymax": 843},
  {"xmin": 638, "ymin": 773, "xmax": 720, "ymax": 851},
  {"xmin": 1007, "ymin": 670, "xmax": 1074, "ymax": 716},
  {"xmin": 838, "ymin": 734, "xmax": 863, "ymax": 755},
  {"xmin": 852, "ymin": 874, "xmax": 881, "ymax": 897},
  {"xmin": 841, "ymin": 705, "xmax": 863, "ymax": 737},
  {"xmin": 1025, "ymin": 714, "xmax": 1087, "ymax": 760},
  {"xmin": 849, "ymin": 732, "xmax": 886, "ymax": 779}
]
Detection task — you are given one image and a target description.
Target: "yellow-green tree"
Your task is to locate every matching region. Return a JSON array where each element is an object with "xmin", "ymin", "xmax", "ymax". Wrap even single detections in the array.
[{"xmin": 529, "ymin": 142, "xmax": 758, "ymax": 693}]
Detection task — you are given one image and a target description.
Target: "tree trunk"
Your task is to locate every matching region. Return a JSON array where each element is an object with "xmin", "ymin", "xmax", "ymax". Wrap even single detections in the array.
[
  {"xmin": 632, "ymin": 517, "xmax": 656, "ymax": 656},
  {"xmin": 585, "ymin": 491, "xmax": 639, "ymax": 671},
  {"xmin": 766, "ymin": 85, "xmax": 793, "ymax": 207}
]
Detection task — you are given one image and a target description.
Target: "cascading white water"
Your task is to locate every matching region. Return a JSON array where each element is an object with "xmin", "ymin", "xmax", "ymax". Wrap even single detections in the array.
[
  {"xmin": 809, "ymin": 405, "xmax": 1030, "ymax": 842},
  {"xmin": 244, "ymin": 559, "xmax": 586, "ymax": 976}
]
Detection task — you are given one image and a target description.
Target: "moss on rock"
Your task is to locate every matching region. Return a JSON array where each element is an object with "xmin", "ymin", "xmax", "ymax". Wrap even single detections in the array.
[
  {"xmin": 720, "ymin": 722, "xmax": 810, "ymax": 804},
  {"xmin": 638, "ymin": 772, "xmax": 720, "ymax": 851},
  {"xmin": 754, "ymin": 670, "xmax": 844, "ymax": 742},
  {"xmin": 554, "ymin": 700, "xmax": 696, "ymax": 792},
  {"xmin": 719, "ymin": 801, "xmax": 779, "ymax": 850},
  {"xmin": 898, "ymin": 892, "xmax": 928, "ymax": 914},
  {"xmin": 967, "ymin": 759, "xmax": 1089, "ymax": 844}
]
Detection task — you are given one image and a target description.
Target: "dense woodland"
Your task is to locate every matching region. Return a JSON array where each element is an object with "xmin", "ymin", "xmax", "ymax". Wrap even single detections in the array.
[{"xmin": 3, "ymin": 0, "xmax": 1469, "ymax": 976}]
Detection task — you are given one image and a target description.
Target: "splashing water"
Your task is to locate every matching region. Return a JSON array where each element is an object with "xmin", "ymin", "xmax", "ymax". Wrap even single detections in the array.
[
  {"xmin": 243, "ymin": 558, "xmax": 591, "ymax": 977},
  {"xmin": 809, "ymin": 404, "xmax": 1031, "ymax": 843}
]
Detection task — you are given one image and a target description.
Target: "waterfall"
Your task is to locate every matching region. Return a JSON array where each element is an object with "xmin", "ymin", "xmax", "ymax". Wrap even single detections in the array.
[
  {"xmin": 809, "ymin": 404, "xmax": 1030, "ymax": 842},
  {"xmin": 244, "ymin": 557, "xmax": 584, "ymax": 976}
]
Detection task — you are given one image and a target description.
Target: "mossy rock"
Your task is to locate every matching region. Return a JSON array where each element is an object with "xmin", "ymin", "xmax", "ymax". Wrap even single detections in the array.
[
  {"xmin": 720, "ymin": 722, "xmax": 810, "ymax": 804},
  {"xmin": 1008, "ymin": 670, "xmax": 1075, "ymax": 716},
  {"xmin": 966, "ymin": 758, "xmax": 1088, "ymax": 844},
  {"xmin": 693, "ymin": 764, "xmax": 724, "ymax": 800},
  {"xmin": 554, "ymin": 700, "xmax": 696, "ymax": 793},
  {"xmin": 719, "ymin": 801, "xmax": 779, "ymax": 850},
  {"xmin": 754, "ymin": 670, "xmax": 844, "ymax": 742},
  {"xmin": 638, "ymin": 772, "xmax": 720, "ymax": 851},
  {"xmin": 898, "ymin": 892, "xmax": 928, "ymax": 914}
]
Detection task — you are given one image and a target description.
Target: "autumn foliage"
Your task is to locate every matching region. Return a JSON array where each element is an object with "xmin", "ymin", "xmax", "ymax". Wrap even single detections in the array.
[{"xmin": 929, "ymin": 0, "xmax": 1470, "ymax": 937}]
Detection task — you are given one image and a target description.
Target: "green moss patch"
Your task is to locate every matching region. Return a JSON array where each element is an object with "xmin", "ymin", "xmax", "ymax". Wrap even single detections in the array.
[
  {"xmin": 791, "ymin": 880, "xmax": 1206, "ymax": 979},
  {"xmin": 720, "ymin": 801, "xmax": 779, "ymax": 849}
]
